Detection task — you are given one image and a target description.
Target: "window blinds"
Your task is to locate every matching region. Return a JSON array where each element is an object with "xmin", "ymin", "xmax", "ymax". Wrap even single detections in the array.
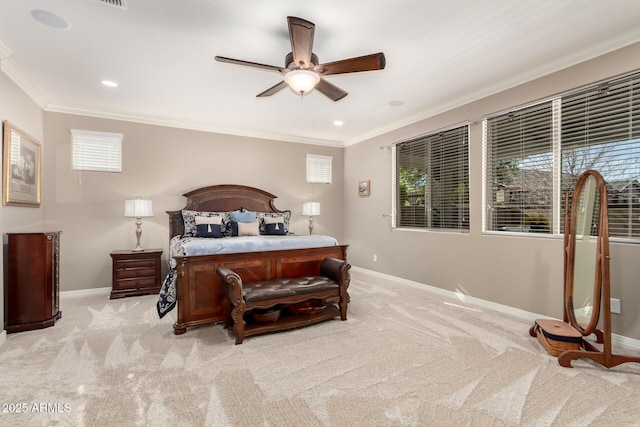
[
  {"xmin": 561, "ymin": 73, "xmax": 640, "ymax": 239},
  {"xmin": 485, "ymin": 101, "xmax": 554, "ymax": 233},
  {"xmin": 306, "ymin": 154, "xmax": 332, "ymax": 184},
  {"xmin": 395, "ymin": 124, "xmax": 469, "ymax": 231},
  {"xmin": 71, "ymin": 129, "xmax": 122, "ymax": 172},
  {"xmin": 484, "ymin": 70, "xmax": 640, "ymax": 240}
]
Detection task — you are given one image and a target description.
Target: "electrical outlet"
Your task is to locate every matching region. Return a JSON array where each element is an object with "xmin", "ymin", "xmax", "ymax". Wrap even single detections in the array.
[
  {"xmin": 610, "ymin": 298, "xmax": 621, "ymax": 315},
  {"xmin": 373, "ymin": 254, "xmax": 378, "ymax": 262}
]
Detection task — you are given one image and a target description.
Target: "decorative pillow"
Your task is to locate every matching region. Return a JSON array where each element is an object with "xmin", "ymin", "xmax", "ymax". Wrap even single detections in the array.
[
  {"xmin": 182, "ymin": 210, "xmax": 230, "ymax": 237},
  {"xmin": 264, "ymin": 222, "xmax": 286, "ymax": 235},
  {"xmin": 231, "ymin": 220, "xmax": 260, "ymax": 236},
  {"xmin": 257, "ymin": 210, "xmax": 291, "ymax": 234},
  {"xmin": 229, "ymin": 210, "xmax": 257, "ymax": 223},
  {"xmin": 263, "ymin": 216, "xmax": 284, "ymax": 224},
  {"xmin": 195, "ymin": 216, "xmax": 224, "ymax": 238},
  {"xmin": 195, "ymin": 215, "xmax": 222, "ymax": 225}
]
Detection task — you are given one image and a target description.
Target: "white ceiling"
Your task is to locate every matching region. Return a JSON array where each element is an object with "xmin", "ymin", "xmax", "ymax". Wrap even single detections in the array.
[{"xmin": 2, "ymin": 1, "xmax": 640, "ymax": 147}]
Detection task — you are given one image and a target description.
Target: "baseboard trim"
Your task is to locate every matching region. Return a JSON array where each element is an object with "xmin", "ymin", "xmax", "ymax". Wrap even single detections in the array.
[
  {"xmin": 60, "ymin": 287, "xmax": 111, "ymax": 298},
  {"xmin": 351, "ymin": 266, "xmax": 640, "ymax": 352}
]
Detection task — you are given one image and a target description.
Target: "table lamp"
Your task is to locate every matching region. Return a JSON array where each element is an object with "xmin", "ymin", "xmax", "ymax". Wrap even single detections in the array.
[
  {"xmin": 124, "ymin": 196, "xmax": 154, "ymax": 251},
  {"xmin": 302, "ymin": 201, "xmax": 321, "ymax": 235}
]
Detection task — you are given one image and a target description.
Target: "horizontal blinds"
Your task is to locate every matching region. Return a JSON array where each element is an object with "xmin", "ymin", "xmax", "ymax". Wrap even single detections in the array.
[
  {"xmin": 71, "ymin": 129, "xmax": 122, "ymax": 172},
  {"xmin": 561, "ymin": 73, "xmax": 640, "ymax": 239},
  {"xmin": 306, "ymin": 154, "xmax": 332, "ymax": 184},
  {"xmin": 396, "ymin": 125, "xmax": 469, "ymax": 231},
  {"xmin": 397, "ymin": 135, "xmax": 428, "ymax": 228},
  {"xmin": 486, "ymin": 101, "xmax": 554, "ymax": 233}
]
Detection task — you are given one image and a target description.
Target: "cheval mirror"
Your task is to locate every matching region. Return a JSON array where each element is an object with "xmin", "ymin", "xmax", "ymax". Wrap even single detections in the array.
[{"xmin": 558, "ymin": 169, "xmax": 640, "ymax": 368}]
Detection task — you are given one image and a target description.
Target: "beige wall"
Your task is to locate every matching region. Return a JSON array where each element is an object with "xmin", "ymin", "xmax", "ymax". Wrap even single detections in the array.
[
  {"xmin": 0, "ymin": 72, "xmax": 44, "ymax": 336},
  {"xmin": 42, "ymin": 113, "xmax": 344, "ymax": 292},
  {"xmin": 343, "ymin": 41, "xmax": 640, "ymax": 340}
]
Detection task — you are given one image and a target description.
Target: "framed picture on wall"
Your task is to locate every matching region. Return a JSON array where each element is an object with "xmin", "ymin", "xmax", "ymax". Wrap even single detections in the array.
[
  {"xmin": 3, "ymin": 121, "xmax": 41, "ymax": 207},
  {"xmin": 358, "ymin": 180, "xmax": 370, "ymax": 196}
]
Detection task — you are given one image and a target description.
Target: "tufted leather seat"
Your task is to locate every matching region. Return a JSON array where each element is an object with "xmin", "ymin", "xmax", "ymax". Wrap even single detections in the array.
[
  {"xmin": 243, "ymin": 276, "xmax": 339, "ymax": 303},
  {"xmin": 218, "ymin": 257, "xmax": 351, "ymax": 344}
]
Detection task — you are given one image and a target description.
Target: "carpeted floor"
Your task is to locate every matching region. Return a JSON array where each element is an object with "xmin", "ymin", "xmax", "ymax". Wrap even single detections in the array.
[{"xmin": 1, "ymin": 270, "xmax": 640, "ymax": 426}]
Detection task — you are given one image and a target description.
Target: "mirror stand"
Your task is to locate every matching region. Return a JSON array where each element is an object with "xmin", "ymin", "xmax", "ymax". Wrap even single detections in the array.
[
  {"xmin": 558, "ymin": 294, "xmax": 640, "ymax": 368},
  {"xmin": 557, "ymin": 170, "xmax": 640, "ymax": 369}
]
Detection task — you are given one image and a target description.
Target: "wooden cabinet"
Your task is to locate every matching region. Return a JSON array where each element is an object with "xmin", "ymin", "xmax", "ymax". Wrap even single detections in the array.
[
  {"xmin": 5, "ymin": 232, "xmax": 62, "ymax": 333},
  {"xmin": 110, "ymin": 249, "xmax": 162, "ymax": 299}
]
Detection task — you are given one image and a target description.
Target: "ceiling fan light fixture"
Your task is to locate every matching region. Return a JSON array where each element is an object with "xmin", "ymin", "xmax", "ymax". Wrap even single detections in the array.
[{"xmin": 284, "ymin": 69, "xmax": 320, "ymax": 95}]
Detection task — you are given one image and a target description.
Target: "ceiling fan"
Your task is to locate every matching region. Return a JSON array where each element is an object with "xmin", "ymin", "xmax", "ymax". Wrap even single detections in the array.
[{"xmin": 215, "ymin": 16, "xmax": 386, "ymax": 101}]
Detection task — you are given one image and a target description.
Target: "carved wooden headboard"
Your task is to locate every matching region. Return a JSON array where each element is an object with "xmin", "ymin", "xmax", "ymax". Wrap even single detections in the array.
[{"xmin": 166, "ymin": 184, "xmax": 284, "ymax": 239}]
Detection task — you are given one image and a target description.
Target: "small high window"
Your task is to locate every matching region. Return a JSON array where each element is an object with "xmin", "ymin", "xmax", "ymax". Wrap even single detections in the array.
[
  {"xmin": 71, "ymin": 129, "xmax": 123, "ymax": 172},
  {"xmin": 306, "ymin": 154, "xmax": 332, "ymax": 184}
]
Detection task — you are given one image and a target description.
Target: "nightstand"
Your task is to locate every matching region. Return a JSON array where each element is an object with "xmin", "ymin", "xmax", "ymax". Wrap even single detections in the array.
[{"xmin": 110, "ymin": 249, "xmax": 163, "ymax": 299}]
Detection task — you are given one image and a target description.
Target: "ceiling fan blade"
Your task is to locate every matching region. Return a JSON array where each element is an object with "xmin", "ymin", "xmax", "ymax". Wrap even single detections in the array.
[
  {"xmin": 315, "ymin": 52, "xmax": 386, "ymax": 76},
  {"xmin": 315, "ymin": 78, "xmax": 348, "ymax": 102},
  {"xmin": 287, "ymin": 16, "xmax": 315, "ymax": 68},
  {"xmin": 256, "ymin": 81, "xmax": 288, "ymax": 97},
  {"xmin": 215, "ymin": 56, "xmax": 286, "ymax": 73}
]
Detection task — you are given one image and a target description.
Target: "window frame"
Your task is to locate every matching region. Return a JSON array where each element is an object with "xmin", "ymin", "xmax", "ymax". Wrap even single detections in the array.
[
  {"xmin": 306, "ymin": 154, "xmax": 332, "ymax": 184},
  {"xmin": 71, "ymin": 129, "xmax": 123, "ymax": 173},
  {"xmin": 483, "ymin": 70, "xmax": 640, "ymax": 243},
  {"xmin": 483, "ymin": 98, "xmax": 559, "ymax": 235},
  {"xmin": 392, "ymin": 123, "xmax": 470, "ymax": 233}
]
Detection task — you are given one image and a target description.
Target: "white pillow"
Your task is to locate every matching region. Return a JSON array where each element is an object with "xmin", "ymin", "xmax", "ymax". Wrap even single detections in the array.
[
  {"xmin": 195, "ymin": 215, "xmax": 222, "ymax": 225},
  {"xmin": 238, "ymin": 221, "xmax": 260, "ymax": 236},
  {"xmin": 263, "ymin": 216, "xmax": 284, "ymax": 224}
]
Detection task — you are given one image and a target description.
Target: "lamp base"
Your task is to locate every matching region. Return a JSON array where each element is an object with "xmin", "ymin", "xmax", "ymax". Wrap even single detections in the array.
[
  {"xmin": 133, "ymin": 218, "xmax": 145, "ymax": 251},
  {"xmin": 308, "ymin": 216, "xmax": 314, "ymax": 235}
]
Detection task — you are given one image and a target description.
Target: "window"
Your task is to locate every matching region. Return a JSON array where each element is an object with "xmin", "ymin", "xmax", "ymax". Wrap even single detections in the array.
[
  {"xmin": 484, "ymin": 101, "xmax": 556, "ymax": 233},
  {"xmin": 306, "ymin": 154, "xmax": 332, "ymax": 184},
  {"xmin": 485, "ymin": 70, "xmax": 640, "ymax": 240},
  {"xmin": 393, "ymin": 124, "xmax": 469, "ymax": 231},
  {"xmin": 71, "ymin": 129, "xmax": 123, "ymax": 172},
  {"xmin": 561, "ymin": 76, "xmax": 640, "ymax": 239}
]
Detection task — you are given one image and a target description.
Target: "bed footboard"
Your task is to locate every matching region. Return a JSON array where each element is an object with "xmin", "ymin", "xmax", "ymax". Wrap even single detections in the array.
[{"xmin": 172, "ymin": 245, "xmax": 348, "ymax": 334}]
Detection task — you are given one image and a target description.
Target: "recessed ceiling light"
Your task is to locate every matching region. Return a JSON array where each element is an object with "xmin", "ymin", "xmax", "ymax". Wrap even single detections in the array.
[
  {"xmin": 333, "ymin": 120, "xmax": 343, "ymax": 126},
  {"xmin": 389, "ymin": 100, "xmax": 404, "ymax": 107},
  {"xmin": 31, "ymin": 10, "xmax": 71, "ymax": 29},
  {"xmin": 101, "ymin": 80, "xmax": 118, "ymax": 88}
]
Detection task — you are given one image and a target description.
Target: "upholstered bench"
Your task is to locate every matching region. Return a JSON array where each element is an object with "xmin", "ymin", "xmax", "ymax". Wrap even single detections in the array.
[{"xmin": 217, "ymin": 257, "xmax": 350, "ymax": 344}]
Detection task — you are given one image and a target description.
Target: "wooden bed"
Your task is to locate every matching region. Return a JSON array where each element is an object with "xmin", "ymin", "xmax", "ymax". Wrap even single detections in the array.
[{"xmin": 166, "ymin": 184, "xmax": 348, "ymax": 335}]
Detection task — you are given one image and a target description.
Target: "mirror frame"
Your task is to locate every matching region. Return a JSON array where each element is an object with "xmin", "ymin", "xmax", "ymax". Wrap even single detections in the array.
[{"xmin": 564, "ymin": 170, "xmax": 609, "ymax": 336}]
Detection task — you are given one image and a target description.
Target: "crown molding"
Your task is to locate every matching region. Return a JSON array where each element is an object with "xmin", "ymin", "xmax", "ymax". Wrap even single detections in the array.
[
  {"xmin": 0, "ymin": 38, "xmax": 47, "ymax": 108},
  {"xmin": 1, "ymin": 60, "xmax": 48, "ymax": 108},
  {"xmin": 45, "ymin": 103, "xmax": 345, "ymax": 148},
  {"xmin": 0, "ymin": 37, "xmax": 13, "ymax": 59}
]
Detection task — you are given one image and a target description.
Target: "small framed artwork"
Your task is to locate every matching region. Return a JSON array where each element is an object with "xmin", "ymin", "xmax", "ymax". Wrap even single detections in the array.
[
  {"xmin": 3, "ymin": 121, "xmax": 41, "ymax": 207},
  {"xmin": 358, "ymin": 180, "xmax": 370, "ymax": 196}
]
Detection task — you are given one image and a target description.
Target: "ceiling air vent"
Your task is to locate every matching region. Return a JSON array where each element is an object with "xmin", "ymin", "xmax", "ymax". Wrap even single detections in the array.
[{"xmin": 95, "ymin": 0, "xmax": 127, "ymax": 9}]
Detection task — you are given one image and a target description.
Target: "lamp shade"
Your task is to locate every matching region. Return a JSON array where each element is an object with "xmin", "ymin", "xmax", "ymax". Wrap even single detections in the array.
[
  {"xmin": 124, "ymin": 197, "xmax": 154, "ymax": 217},
  {"xmin": 302, "ymin": 202, "xmax": 321, "ymax": 216},
  {"xmin": 284, "ymin": 69, "xmax": 320, "ymax": 95}
]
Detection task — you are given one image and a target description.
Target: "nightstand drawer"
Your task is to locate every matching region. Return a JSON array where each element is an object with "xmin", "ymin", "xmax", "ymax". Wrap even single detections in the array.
[
  {"xmin": 115, "ymin": 258, "xmax": 157, "ymax": 269},
  {"xmin": 116, "ymin": 267, "xmax": 157, "ymax": 279},
  {"xmin": 113, "ymin": 276, "xmax": 158, "ymax": 290}
]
